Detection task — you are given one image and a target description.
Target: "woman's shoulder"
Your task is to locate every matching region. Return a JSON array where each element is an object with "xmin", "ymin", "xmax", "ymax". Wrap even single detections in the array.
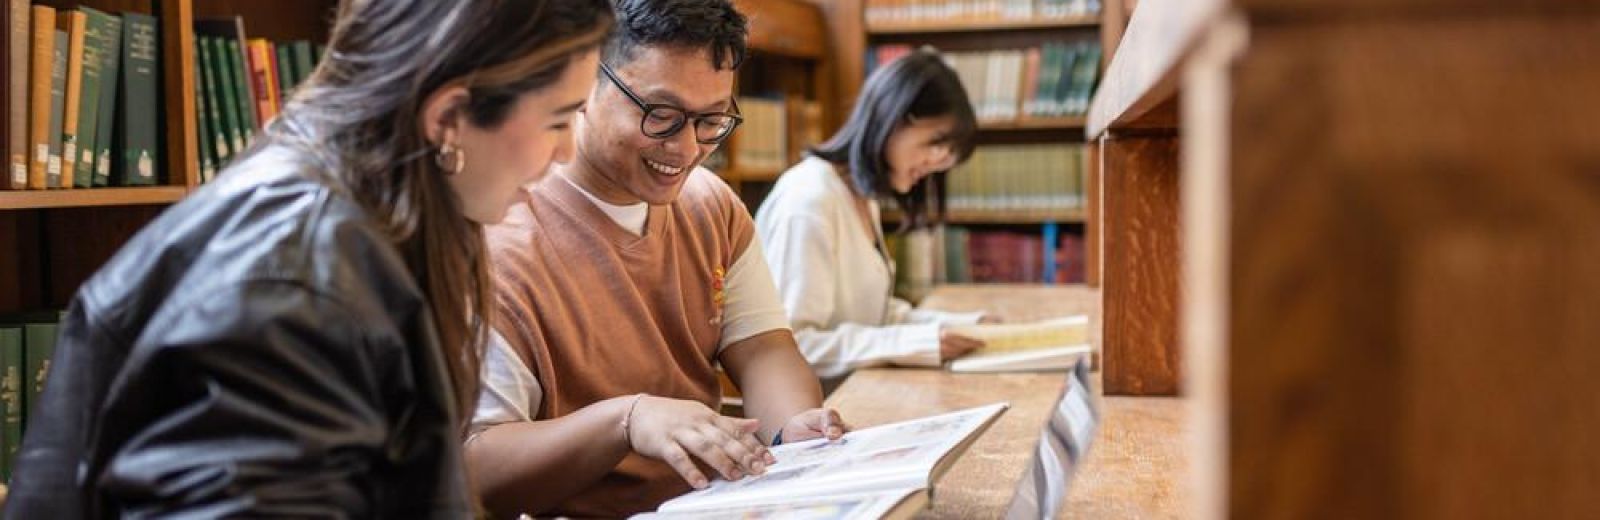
[
  {"xmin": 765, "ymin": 156, "xmax": 851, "ymax": 214},
  {"xmin": 78, "ymin": 146, "xmax": 420, "ymax": 333}
]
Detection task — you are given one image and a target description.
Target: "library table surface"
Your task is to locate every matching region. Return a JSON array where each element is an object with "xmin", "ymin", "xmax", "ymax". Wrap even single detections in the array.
[{"xmin": 823, "ymin": 285, "xmax": 1190, "ymax": 518}]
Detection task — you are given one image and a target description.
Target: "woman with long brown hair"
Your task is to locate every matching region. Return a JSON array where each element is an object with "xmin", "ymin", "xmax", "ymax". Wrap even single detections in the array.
[{"xmin": 2, "ymin": 0, "xmax": 612, "ymax": 517}]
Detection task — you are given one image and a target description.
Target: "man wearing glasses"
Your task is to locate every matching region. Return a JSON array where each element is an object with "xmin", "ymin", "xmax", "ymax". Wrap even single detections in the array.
[{"xmin": 463, "ymin": 0, "xmax": 847, "ymax": 518}]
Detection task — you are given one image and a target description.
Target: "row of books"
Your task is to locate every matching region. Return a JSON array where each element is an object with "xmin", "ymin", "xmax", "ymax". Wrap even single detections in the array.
[
  {"xmin": 947, "ymin": 143, "xmax": 1084, "ymax": 212},
  {"xmin": 726, "ymin": 96, "xmax": 824, "ymax": 175},
  {"xmin": 889, "ymin": 223, "xmax": 1085, "ymax": 300},
  {"xmin": 864, "ymin": 0, "xmax": 1101, "ymax": 26},
  {"xmin": 191, "ymin": 19, "xmax": 320, "ymax": 184},
  {"xmin": 0, "ymin": 3, "xmax": 160, "ymax": 190},
  {"xmin": 0, "ymin": 311, "xmax": 60, "ymax": 482},
  {"xmin": 868, "ymin": 41, "xmax": 1102, "ymax": 122}
]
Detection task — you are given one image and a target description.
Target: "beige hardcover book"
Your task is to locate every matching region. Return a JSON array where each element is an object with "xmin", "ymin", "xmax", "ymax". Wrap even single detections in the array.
[
  {"xmin": 4, "ymin": 0, "xmax": 27, "ymax": 188},
  {"xmin": 57, "ymin": 10, "xmax": 86, "ymax": 189},
  {"xmin": 25, "ymin": 5, "xmax": 53, "ymax": 189}
]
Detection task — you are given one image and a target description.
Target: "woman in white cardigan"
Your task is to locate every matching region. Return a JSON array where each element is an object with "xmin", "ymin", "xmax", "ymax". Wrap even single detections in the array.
[{"xmin": 755, "ymin": 49, "xmax": 992, "ymax": 382}]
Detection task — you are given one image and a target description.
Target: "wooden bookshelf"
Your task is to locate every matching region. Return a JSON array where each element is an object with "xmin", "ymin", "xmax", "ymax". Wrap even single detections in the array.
[
  {"xmin": 883, "ymin": 207, "xmax": 1085, "ymax": 224},
  {"xmin": 867, "ymin": 15, "xmax": 1099, "ymax": 35},
  {"xmin": 0, "ymin": 0, "xmax": 336, "ymax": 315},
  {"xmin": 0, "ymin": 186, "xmax": 188, "ymax": 210},
  {"xmin": 1091, "ymin": 0, "xmax": 1600, "ymax": 517}
]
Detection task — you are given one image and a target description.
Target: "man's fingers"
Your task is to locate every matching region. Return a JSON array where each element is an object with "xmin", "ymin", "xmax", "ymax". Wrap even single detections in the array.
[
  {"xmin": 677, "ymin": 429, "xmax": 742, "ymax": 481},
  {"xmin": 660, "ymin": 443, "xmax": 709, "ymax": 489}
]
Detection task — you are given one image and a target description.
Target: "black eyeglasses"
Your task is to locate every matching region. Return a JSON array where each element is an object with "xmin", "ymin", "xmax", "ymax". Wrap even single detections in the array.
[{"xmin": 600, "ymin": 62, "xmax": 742, "ymax": 144}]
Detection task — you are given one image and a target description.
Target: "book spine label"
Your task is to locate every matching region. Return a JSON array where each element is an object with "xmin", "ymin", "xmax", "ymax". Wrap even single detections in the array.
[{"xmin": 116, "ymin": 13, "xmax": 158, "ymax": 186}]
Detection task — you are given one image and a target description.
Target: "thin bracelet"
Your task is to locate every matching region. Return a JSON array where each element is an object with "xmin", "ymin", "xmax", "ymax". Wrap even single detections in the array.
[{"xmin": 620, "ymin": 393, "xmax": 646, "ymax": 446}]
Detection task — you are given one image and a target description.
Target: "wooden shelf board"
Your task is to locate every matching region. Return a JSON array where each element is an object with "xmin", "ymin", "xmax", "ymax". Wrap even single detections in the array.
[
  {"xmin": 980, "ymin": 115, "xmax": 1087, "ymax": 130},
  {"xmin": 0, "ymin": 186, "xmax": 190, "ymax": 211},
  {"xmin": 882, "ymin": 208, "xmax": 1086, "ymax": 224},
  {"xmin": 1085, "ymin": 0, "xmax": 1225, "ymax": 137},
  {"xmin": 868, "ymin": 15, "xmax": 1099, "ymax": 35}
]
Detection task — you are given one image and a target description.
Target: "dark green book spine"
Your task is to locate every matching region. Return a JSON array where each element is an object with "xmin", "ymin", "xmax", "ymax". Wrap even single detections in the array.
[
  {"xmin": 72, "ymin": 9, "xmax": 111, "ymax": 188},
  {"xmin": 21, "ymin": 322, "xmax": 55, "ymax": 435},
  {"xmin": 90, "ymin": 12, "xmax": 120, "ymax": 187},
  {"xmin": 115, "ymin": 12, "xmax": 157, "ymax": 186},
  {"xmin": 194, "ymin": 40, "xmax": 215, "ymax": 183},
  {"xmin": 226, "ymin": 39, "xmax": 256, "ymax": 132},
  {"xmin": 0, "ymin": 327, "xmax": 16, "ymax": 481},
  {"xmin": 205, "ymin": 37, "xmax": 243, "ymax": 158},
  {"xmin": 46, "ymin": 30, "xmax": 66, "ymax": 188},
  {"xmin": 292, "ymin": 41, "xmax": 315, "ymax": 85},
  {"xmin": 274, "ymin": 42, "xmax": 294, "ymax": 96},
  {"xmin": 1, "ymin": 327, "xmax": 21, "ymax": 481}
]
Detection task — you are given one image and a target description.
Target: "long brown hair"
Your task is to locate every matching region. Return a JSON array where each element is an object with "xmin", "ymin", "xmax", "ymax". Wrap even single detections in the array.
[{"xmin": 254, "ymin": 0, "xmax": 613, "ymax": 418}]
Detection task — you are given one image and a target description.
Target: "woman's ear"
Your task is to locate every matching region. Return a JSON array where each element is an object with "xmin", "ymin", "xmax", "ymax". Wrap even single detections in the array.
[{"xmin": 420, "ymin": 85, "xmax": 471, "ymax": 146}]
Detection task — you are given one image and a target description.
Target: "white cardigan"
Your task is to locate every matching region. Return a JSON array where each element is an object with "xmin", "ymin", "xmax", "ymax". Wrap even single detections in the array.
[{"xmin": 755, "ymin": 156, "xmax": 982, "ymax": 379}]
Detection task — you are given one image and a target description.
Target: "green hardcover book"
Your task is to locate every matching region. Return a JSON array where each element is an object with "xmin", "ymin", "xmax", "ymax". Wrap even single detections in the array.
[
  {"xmin": 45, "ymin": 30, "xmax": 66, "ymax": 188},
  {"xmin": 1066, "ymin": 43, "xmax": 1101, "ymax": 115},
  {"xmin": 89, "ymin": 11, "xmax": 120, "ymax": 187},
  {"xmin": 292, "ymin": 40, "xmax": 315, "ymax": 84},
  {"xmin": 115, "ymin": 12, "xmax": 157, "ymax": 186},
  {"xmin": 1055, "ymin": 44, "xmax": 1081, "ymax": 116},
  {"xmin": 71, "ymin": 8, "xmax": 113, "ymax": 187},
  {"xmin": 0, "ymin": 326, "xmax": 16, "ymax": 481},
  {"xmin": 194, "ymin": 40, "xmax": 215, "ymax": 183},
  {"xmin": 21, "ymin": 321, "xmax": 55, "ymax": 432},
  {"xmin": 225, "ymin": 39, "xmax": 257, "ymax": 133},
  {"xmin": 0, "ymin": 326, "xmax": 21, "ymax": 480},
  {"xmin": 274, "ymin": 42, "xmax": 294, "ymax": 96},
  {"xmin": 205, "ymin": 37, "xmax": 243, "ymax": 157}
]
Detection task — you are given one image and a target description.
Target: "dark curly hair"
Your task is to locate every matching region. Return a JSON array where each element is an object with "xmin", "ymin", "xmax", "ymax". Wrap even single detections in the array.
[{"xmin": 603, "ymin": 0, "xmax": 749, "ymax": 70}]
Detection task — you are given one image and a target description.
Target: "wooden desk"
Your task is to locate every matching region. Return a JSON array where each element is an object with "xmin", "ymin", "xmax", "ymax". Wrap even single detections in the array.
[
  {"xmin": 826, "ymin": 370, "xmax": 1189, "ymax": 519},
  {"xmin": 819, "ymin": 284, "xmax": 1191, "ymax": 518}
]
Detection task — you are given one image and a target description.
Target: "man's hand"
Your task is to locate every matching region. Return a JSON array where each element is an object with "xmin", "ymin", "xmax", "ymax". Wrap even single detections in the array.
[
  {"xmin": 626, "ymin": 396, "xmax": 776, "ymax": 488},
  {"xmin": 778, "ymin": 408, "xmax": 850, "ymax": 444}
]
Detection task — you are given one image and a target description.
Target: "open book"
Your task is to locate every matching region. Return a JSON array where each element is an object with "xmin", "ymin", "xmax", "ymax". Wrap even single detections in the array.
[
  {"xmin": 943, "ymin": 315, "xmax": 1092, "ymax": 372},
  {"xmin": 634, "ymin": 402, "xmax": 1010, "ymax": 518}
]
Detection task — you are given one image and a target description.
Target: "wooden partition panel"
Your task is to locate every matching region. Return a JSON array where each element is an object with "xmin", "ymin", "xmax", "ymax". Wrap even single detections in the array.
[
  {"xmin": 1101, "ymin": 134, "xmax": 1181, "ymax": 395},
  {"xmin": 1226, "ymin": 16, "xmax": 1600, "ymax": 519}
]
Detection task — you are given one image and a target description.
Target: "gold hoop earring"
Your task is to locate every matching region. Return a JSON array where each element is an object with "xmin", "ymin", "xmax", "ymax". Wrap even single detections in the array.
[{"xmin": 435, "ymin": 141, "xmax": 466, "ymax": 176}]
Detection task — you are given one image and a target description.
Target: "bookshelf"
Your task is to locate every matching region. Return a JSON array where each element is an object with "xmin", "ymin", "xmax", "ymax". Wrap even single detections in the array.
[
  {"xmin": 718, "ymin": 0, "xmax": 836, "ymax": 209},
  {"xmin": 819, "ymin": 0, "xmax": 1114, "ymax": 291},
  {"xmin": 866, "ymin": 15, "xmax": 1099, "ymax": 35},
  {"xmin": 0, "ymin": 0, "xmax": 336, "ymax": 316}
]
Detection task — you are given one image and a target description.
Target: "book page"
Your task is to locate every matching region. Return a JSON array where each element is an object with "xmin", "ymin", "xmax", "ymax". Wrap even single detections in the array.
[
  {"xmin": 632, "ymin": 488, "xmax": 924, "ymax": 520},
  {"xmin": 656, "ymin": 402, "xmax": 1009, "ymax": 513}
]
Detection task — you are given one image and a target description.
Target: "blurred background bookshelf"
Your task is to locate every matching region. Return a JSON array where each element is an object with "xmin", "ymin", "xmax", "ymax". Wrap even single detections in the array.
[{"xmin": 828, "ymin": 0, "xmax": 1118, "ymax": 299}]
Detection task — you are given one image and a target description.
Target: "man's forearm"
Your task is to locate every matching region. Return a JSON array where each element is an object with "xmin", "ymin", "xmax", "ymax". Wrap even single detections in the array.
[
  {"xmin": 464, "ymin": 397, "xmax": 634, "ymax": 516},
  {"xmin": 720, "ymin": 329, "xmax": 824, "ymax": 442}
]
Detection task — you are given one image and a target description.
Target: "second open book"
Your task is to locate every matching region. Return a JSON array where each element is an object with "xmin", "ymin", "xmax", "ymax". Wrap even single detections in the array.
[
  {"xmin": 944, "ymin": 315, "xmax": 1092, "ymax": 372},
  {"xmin": 632, "ymin": 402, "xmax": 1010, "ymax": 519}
]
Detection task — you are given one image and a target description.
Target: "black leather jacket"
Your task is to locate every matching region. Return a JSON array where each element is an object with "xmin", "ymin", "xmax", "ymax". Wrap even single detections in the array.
[{"xmin": 3, "ymin": 147, "xmax": 473, "ymax": 518}]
